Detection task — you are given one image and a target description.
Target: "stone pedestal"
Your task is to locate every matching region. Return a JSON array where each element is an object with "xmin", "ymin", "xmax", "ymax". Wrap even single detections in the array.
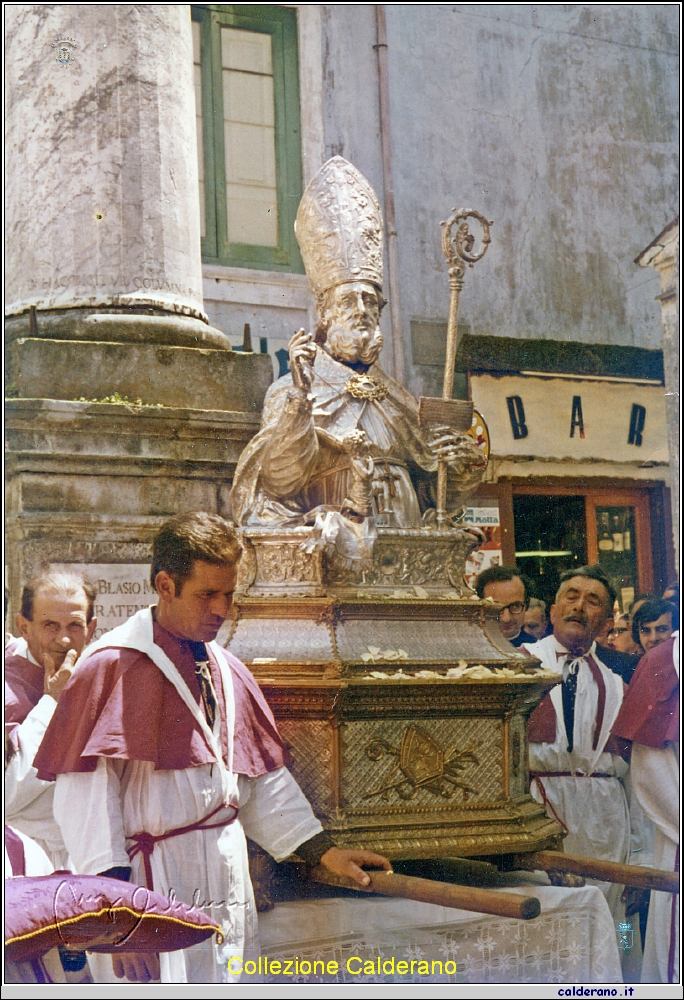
[
  {"xmin": 4, "ymin": 398, "xmax": 264, "ymax": 621},
  {"xmin": 6, "ymin": 338, "xmax": 272, "ymax": 411}
]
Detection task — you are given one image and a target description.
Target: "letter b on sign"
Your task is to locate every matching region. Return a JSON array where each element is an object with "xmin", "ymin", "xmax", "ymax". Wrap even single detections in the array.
[{"xmin": 506, "ymin": 396, "xmax": 528, "ymax": 440}]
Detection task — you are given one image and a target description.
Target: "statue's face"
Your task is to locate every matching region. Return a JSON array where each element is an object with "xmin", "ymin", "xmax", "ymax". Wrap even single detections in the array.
[{"xmin": 323, "ymin": 280, "xmax": 384, "ymax": 365}]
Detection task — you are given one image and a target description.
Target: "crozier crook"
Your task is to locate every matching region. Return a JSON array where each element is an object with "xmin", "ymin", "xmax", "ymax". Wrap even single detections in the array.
[{"xmin": 419, "ymin": 209, "xmax": 493, "ymax": 527}]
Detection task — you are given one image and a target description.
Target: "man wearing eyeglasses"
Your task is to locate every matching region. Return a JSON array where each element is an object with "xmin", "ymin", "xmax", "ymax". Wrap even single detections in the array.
[
  {"xmin": 608, "ymin": 614, "xmax": 641, "ymax": 656},
  {"xmin": 595, "ymin": 614, "xmax": 642, "ymax": 684},
  {"xmin": 474, "ymin": 565, "xmax": 536, "ymax": 647},
  {"xmin": 521, "ymin": 565, "xmax": 630, "ymax": 920}
]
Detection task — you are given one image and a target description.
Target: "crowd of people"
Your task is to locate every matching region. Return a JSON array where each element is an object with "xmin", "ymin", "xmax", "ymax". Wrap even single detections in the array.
[
  {"xmin": 5, "ymin": 516, "xmax": 680, "ymax": 985},
  {"xmin": 474, "ymin": 561, "xmax": 679, "ymax": 984}
]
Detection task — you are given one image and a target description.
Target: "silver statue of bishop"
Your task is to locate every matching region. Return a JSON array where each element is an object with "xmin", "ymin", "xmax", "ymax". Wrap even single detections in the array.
[{"xmin": 231, "ymin": 157, "xmax": 485, "ymax": 532}]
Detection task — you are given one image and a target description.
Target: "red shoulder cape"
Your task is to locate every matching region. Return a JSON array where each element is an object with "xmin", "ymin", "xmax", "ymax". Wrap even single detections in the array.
[
  {"xmin": 33, "ymin": 622, "xmax": 288, "ymax": 780},
  {"xmin": 527, "ymin": 691, "xmax": 557, "ymax": 743},
  {"xmin": 611, "ymin": 638, "xmax": 679, "ymax": 749},
  {"xmin": 5, "ymin": 651, "xmax": 45, "ymax": 745}
]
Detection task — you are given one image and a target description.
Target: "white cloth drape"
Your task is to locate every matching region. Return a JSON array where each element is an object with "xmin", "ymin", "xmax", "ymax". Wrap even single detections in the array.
[
  {"xmin": 5, "ymin": 639, "xmax": 68, "ymax": 868},
  {"xmin": 526, "ymin": 636, "xmax": 629, "ymax": 918},
  {"xmin": 257, "ymin": 877, "xmax": 623, "ymax": 984}
]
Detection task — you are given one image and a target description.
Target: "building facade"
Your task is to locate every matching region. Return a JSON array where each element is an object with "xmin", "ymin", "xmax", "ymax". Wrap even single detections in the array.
[
  {"xmin": 196, "ymin": 4, "xmax": 679, "ymax": 607},
  {"xmin": 5, "ymin": 4, "xmax": 679, "ymax": 617}
]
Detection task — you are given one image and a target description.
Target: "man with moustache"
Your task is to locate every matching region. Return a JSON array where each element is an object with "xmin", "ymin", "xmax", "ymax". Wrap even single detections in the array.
[
  {"xmin": 231, "ymin": 156, "xmax": 483, "ymax": 530},
  {"xmin": 521, "ymin": 566, "xmax": 630, "ymax": 915}
]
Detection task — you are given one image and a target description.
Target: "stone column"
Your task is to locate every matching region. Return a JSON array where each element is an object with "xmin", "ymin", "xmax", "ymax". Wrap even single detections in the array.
[
  {"xmin": 636, "ymin": 218, "xmax": 679, "ymax": 572},
  {"xmin": 5, "ymin": 4, "xmax": 228, "ymax": 349},
  {"xmin": 4, "ymin": 6, "xmax": 273, "ymax": 624}
]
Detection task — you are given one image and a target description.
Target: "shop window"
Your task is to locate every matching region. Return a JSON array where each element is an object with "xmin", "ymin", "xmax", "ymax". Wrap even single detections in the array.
[
  {"xmin": 595, "ymin": 507, "xmax": 638, "ymax": 613},
  {"xmin": 513, "ymin": 495, "xmax": 587, "ymax": 608},
  {"xmin": 510, "ymin": 486, "xmax": 654, "ymax": 613},
  {"xmin": 192, "ymin": 5, "xmax": 304, "ymax": 272}
]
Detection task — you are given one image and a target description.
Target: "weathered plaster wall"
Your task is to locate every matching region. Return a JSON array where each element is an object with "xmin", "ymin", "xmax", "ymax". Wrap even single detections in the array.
[{"xmin": 320, "ymin": 4, "xmax": 679, "ymax": 396}]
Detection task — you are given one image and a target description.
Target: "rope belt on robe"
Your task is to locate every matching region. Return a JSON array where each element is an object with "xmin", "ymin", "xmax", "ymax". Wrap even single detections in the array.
[
  {"xmin": 530, "ymin": 649, "xmax": 610, "ymax": 834},
  {"xmin": 127, "ymin": 803, "xmax": 239, "ymax": 892}
]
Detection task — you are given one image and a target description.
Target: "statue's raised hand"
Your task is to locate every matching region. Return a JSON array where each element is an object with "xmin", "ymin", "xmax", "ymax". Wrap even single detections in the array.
[
  {"xmin": 428, "ymin": 425, "xmax": 484, "ymax": 470},
  {"xmin": 289, "ymin": 328, "xmax": 316, "ymax": 393}
]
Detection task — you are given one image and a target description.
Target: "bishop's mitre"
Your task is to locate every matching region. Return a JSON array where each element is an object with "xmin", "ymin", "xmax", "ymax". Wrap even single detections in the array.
[{"xmin": 295, "ymin": 156, "xmax": 384, "ymax": 299}]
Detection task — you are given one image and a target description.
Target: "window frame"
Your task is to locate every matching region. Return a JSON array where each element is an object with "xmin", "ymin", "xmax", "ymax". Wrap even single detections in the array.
[
  {"xmin": 504, "ymin": 481, "xmax": 655, "ymax": 598},
  {"xmin": 192, "ymin": 4, "xmax": 304, "ymax": 272}
]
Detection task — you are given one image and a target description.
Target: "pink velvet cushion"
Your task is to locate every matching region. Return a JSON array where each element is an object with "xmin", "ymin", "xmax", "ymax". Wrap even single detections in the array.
[{"xmin": 6, "ymin": 873, "xmax": 222, "ymax": 962}]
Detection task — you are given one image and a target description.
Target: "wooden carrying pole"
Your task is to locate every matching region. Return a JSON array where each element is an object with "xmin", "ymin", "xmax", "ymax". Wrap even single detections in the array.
[
  {"xmin": 514, "ymin": 851, "xmax": 680, "ymax": 894},
  {"xmin": 312, "ymin": 867, "xmax": 541, "ymax": 921}
]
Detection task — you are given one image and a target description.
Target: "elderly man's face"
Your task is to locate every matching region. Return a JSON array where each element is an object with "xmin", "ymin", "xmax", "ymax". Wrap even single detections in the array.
[
  {"xmin": 324, "ymin": 281, "xmax": 383, "ymax": 365},
  {"xmin": 16, "ymin": 589, "xmax": 96, "ymax": 670},
  {"xmin": 550, "ymin": 576, "xmax": 610, "ymax": 655}
]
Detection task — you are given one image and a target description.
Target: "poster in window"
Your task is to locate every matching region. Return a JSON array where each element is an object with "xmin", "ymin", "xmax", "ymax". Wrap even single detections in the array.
[{"xmin": 463, "ymin": 506, "xmax": 502, "ymax": 590}]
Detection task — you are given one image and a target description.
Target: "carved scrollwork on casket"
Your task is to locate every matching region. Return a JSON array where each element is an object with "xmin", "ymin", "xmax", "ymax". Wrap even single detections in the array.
[
  {"xmin": 324, "ymin": 530, "xmax": 477, "ymax": 592},
  {"xmin": 363, "ymin": 724, "xmax": 479, "ymax": 802},
  {"xmin": 255, "ymin": 542, "xmax": 320, "ymax": 585}
]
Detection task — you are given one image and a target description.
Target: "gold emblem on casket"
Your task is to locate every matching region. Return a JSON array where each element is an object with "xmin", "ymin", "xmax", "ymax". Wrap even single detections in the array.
[
  {"xmin": 345, "ymin": 372, "xmax": 389, "ymax": 401},
  {"xmin": 363, "ymin": 724, "xmax": 479, "ymax": 801}
]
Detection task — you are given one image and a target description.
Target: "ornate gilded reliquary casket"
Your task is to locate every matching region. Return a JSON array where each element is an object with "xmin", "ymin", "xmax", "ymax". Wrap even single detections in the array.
[{"xmin": 221, "ymin": 526, "xmax": 563, "ymax": 861}]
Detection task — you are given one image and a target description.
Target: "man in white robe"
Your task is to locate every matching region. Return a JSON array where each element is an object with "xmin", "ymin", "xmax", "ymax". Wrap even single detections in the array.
[
  {"xmin": 612, "ymin": 633, "xmax": 679, "ymax": 983},
  {"xmin": 523, "ymin": 566, "xmax": 630, "ymax": 918},
  {"xmin": 34, "ymin": 513, "xmax": 390, "ymax": 984},
  {"xmin": 5, "ymin": 571, "xmax": 97, "ymax": 867}
]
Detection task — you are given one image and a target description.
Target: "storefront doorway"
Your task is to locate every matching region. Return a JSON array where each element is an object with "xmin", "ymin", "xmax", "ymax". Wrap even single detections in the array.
[
  {"xmin": 513, "ymin": 495, "xmax": 586, "ymax": 608},
  {"xmin": 510, "ymin": 485, "xmax": 655, "ymax": 613}
]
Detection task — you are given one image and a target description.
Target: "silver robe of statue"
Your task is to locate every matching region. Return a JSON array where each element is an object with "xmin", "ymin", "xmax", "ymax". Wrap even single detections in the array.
[{"xmin": 231, "ymin": 349, "xmax": 483, "ymax": 528}]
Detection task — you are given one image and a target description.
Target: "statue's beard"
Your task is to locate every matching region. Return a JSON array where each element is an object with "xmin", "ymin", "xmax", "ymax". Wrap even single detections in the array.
[{"xmin": 325, "ymin": 324, "xmax": 383, "ymax": 366}]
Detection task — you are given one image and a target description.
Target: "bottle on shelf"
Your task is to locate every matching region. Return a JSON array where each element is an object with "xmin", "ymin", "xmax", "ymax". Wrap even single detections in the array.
[
  {"xmin": 598, "ymin": 512, "xmax": 614, "ymax": 552},
  {"xmin": 612, "ymin": 513, "xmax": 624, "ymax": 553}
]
